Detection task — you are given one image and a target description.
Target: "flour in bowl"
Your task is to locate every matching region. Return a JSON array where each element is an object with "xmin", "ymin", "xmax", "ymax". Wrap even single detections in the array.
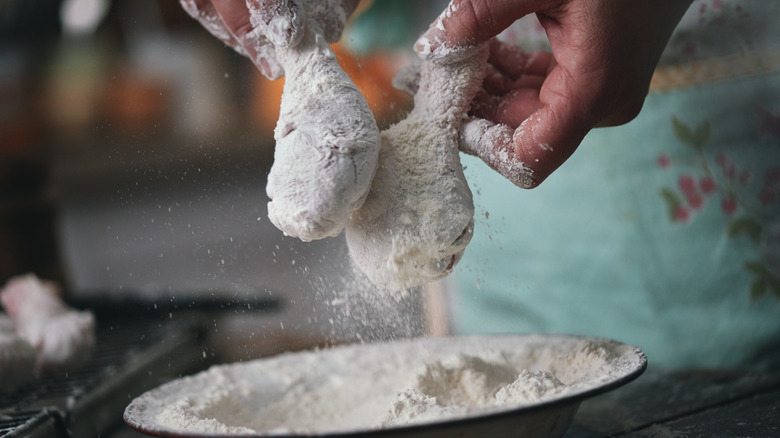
[
  {"xmin": 378, "ymin": 355, "xmax": 566, "ymax": 427},
  {"xmin": 126, "ymin": 335, "xmax": 646, "ymax": 436}
]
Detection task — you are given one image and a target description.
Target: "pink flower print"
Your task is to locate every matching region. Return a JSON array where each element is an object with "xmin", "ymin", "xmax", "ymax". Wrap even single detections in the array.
[
  {"xmin": 679, "ymin": 175, "xmax": 697, "ymax": 193},
  {"xmin": 725, "ymin": 163, "xmax": 737, "ymax": 180},
  {"xmin": 712, "ymin": 0, "xmax": 724, "ymax": 9},
  {"xmin": 721, "ymin": 197, "xmax": 738, "ymax": 215},
  {"xmin": 766, "ymin": 166, "xmax": 780, "ymax": 186},
  {"xmin": 657, "ymin": 154, "xmax": 671, "ymax": 169},
  {"xmin": 760, "ymin": 188, "xmax": 776, "ymax": 206},
  {"xmin": 679, "ymin": 175, "xmax": 704, "ymax": 210},
  {"xmin": 676, "ymin": 206, "xmax": 691, "ymax": 222},
  {"xmin": 689, "ymin": 194, "xmax": 704, "ymax": 210},
  {"xmin": 699, "ymin": 177, "xmax": 716, "ymax": 194},
  {"xmin": 716, "ymin": 153, "xmax": 738, "ymax": 180}
]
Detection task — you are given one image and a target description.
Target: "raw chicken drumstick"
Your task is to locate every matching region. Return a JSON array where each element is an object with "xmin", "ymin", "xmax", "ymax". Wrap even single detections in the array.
[
  {"xmin": 264, "ymin": 2, "xmax": 380, "ymax": 241},
  {"xmin": 182, "ymin": 0, "xmax": 379, "ymax": 241},
  {"xmin": 346, "ymin": 45, "xmax": 489, "ymax": 290}
]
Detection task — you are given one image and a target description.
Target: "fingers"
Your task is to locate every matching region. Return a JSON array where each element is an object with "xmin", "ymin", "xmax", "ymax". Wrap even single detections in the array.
[
  {"xmin": 179, "ymin": 0, "xmax": 247, "ymax": 56},
  {"xmin": 461, "ymin": 105, "xmax": 587, "ymax": 189},
  {"xmin": 246, "ymin": 0, "xmax": 304, "ymax": 47},
  {"xmin": 511, "ymin": 104, "xmax": 589, "ymax": 187},
  {"xmin": 472, "ymin": 86, "xmax": 543, "ymax": 127},
  {"xmin": 464, "ymin": 63, "xmax": 591, "ymax": 188},
  {"xmin": 489, "ymin": 40, "xmax": 554, "ymax": 79},
  {"xmin": 476, "ymin": 45, "xmax": 550, "ymax": 127},
  {"xmin": 414, "ymin": 0, "xmax": 554, "ymax": 57},
  {"xmin": 211, "ymin": 0, "xmax": 284, "ymax": 79},
  {"xmin": 180, "ymin": 0, "xmax": 284, "ymax": 79},
  {"xmin": 459, "ymin": 118, "xmax": 535, "ymax": 188}
]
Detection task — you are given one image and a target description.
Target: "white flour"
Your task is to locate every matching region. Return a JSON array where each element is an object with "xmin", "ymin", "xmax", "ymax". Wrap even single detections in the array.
[
  {"xmin": 344, "ymin": 44, "xmax": 489, "ymax": 291},
  {"xmin": 459, "ymin": 117, "xmax": 535, "ymax": 188},
  {"xmin": 378, "ymin": 356, "xmax": 565, "ymax": 427},
  {"xmin": 181, "ymin": 0, "xmax": 379, "ymax": 243},
  {"xmin": 262, "ymin": 1, "xmax": 380, "ymax": 242},
  {"xmin": 128, "ymin": 335, "xmax": 645, "ymax": 436}
]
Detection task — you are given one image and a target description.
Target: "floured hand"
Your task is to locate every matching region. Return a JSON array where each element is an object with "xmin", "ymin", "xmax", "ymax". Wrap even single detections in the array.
[
  {"xmin": 180, "ymin": 0, "xmax": 358, "ymax": 79},
  {"xmin": 418, "ymin": 0, "xmax": 692, "ymax": 188}
]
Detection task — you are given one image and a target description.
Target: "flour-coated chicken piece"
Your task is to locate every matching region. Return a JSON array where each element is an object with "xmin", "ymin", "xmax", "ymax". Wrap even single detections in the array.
[
  {"xmin": 345, "ymin": 46, "xmax": 489, "ymax": 290},
  {"xmin": 0, "ymin": 274, "xmax": 95, "ymax": 373},
  {"xmin": 264, "ymin": 1, "xmax": 380, "ymax": 241},
  {"xmin": 182, "ymin": 0, "xmax": 379, "ymax": 242}
]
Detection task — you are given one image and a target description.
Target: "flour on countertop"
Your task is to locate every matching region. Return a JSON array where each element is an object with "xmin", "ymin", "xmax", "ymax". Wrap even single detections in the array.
[{"xmin": 129, "ymin": 335, "xmax": 646, "ymax": 436}]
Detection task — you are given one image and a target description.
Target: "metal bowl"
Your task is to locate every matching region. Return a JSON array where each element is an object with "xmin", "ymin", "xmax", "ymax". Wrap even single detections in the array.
[{"xmin": 124, "ymin": 334, "xmax": 646, "ymax": 438}]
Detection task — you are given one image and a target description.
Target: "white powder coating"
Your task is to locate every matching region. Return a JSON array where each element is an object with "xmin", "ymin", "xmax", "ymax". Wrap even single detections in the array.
[
  {"xmin": 344, "ymin": 45, "xmax": 489, "ymax": 290},
  {"xmin": 459, "ymin": 118, "xmax": 535, "ymax": 188},
  {"xmin": 0, "ymin": 274, "xmax": 95, "ymax": 373},
  {"xmin": 126, "ymin": 335, "xmax": 646, "ymax": 436},
  {"xmin": 262, "ymin": 1, "xmax": 380, "ymax": 242},
  {"xmin": 182, "ymin": 0, "xmax": 380, "ymax": 242},
  {"xmin": 378, "ymin": 357, "xmax": 565, "ymax": 428}
]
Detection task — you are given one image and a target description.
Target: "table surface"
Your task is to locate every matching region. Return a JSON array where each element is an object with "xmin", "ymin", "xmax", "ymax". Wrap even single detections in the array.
[
  {"xmin": 112, "ymin": 366, "xmax": 780, "ymax": 438},
  {"xmin": 565, "ymin": 366, "xmax": 780, "ymax": 437}
]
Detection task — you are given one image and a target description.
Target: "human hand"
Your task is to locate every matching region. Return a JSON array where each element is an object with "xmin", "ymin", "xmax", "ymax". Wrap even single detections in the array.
[
  {"xmin": 416, "ymin": 0, "xmax": 692, "ymax": 188},
  {"xmin": 180, "ymin": 0, "xmax": 359, "ymax": 80}
]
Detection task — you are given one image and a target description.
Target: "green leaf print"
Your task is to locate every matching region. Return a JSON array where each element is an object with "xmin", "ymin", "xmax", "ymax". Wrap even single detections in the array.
[
  {"xmin": 744, "ymin": 261, "xmax": 780, "ymax": 301},
  {"xmin": 672, "ymin": 116, "xmax": 711, "ymax": 150},
  {"xmin": 660, "ymin": 187, "xmax": 683, "ymax": 221},
  {"xmin": 727, "ymin": 217, "xmax": 763, "ymax": 243},
  {"xmin": 750, "ymin": 278, "xmax": 767, "ymax": 300}
]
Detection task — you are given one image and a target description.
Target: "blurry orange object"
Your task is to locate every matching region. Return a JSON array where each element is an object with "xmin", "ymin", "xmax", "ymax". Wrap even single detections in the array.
[
  {"xmin": 101, "ymin": 69, "xmax": 171, "ymax": 136},
  {"xmin": 250, "ymin": 42, "xmax": 411, "ymax": 135}
]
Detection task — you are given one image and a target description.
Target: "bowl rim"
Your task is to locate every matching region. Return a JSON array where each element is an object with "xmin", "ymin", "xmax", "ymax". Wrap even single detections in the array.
[{"xmin": 124, "ymin": 333, "xmax": 648, "ymax": 438}]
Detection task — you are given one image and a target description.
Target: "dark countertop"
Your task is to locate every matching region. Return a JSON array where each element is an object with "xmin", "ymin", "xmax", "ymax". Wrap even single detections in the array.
[{"xmin": 566, "ymin": 366, "xmax": 780, "ymax": 437}]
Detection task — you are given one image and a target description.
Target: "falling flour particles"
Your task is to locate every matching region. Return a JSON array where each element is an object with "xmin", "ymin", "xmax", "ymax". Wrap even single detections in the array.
[{"xmin": 127, "ymin": 335, "xmax": 645, "ymax": 435}]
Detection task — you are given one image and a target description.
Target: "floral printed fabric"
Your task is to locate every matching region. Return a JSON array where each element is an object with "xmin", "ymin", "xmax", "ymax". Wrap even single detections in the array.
[
  {"xmin": 453, "ymin": 1, "xmax": 780, "ymax": 370},
  {"xmin": 658, "ymin": 114, "xmax": 780, "ymax": 300}
]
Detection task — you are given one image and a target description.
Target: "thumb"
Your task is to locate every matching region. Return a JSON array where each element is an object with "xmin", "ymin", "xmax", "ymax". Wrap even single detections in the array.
[
  {"xmin": 414, "ymin": 0, "xmax": 551, "ymax": 56},
  {"xmin": 511, "ymin": 89, "xmax": 592, "ymax": 187},
  {"xmin": 458, "ymin": 97, "xmax": 589, "ymax": 189}
]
